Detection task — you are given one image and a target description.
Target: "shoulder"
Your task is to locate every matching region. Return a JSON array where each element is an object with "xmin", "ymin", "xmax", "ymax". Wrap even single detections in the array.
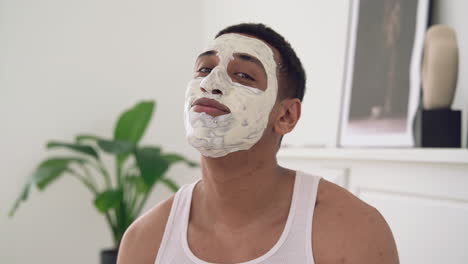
[
  {"xmin": 312, "ymin": 178, "xmax": 399, "ymax": 264},
  {"xmin": 117, "ymin": 194, "xmax": 175, "ymax": 264}
]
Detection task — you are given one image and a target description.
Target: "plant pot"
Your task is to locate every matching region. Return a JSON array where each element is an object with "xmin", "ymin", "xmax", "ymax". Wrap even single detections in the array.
[{"xmin": 101, "ymin": 248, "xmax": 118, "ymax": 264}]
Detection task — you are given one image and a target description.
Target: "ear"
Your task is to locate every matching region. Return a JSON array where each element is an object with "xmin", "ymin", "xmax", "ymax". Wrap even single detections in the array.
[{"xmin": 273, "ymin": 98, "xmax": 301, "ymax": 136}]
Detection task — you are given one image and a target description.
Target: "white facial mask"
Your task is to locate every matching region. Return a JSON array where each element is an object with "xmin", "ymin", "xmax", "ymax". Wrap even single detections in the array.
[{"xmin": 184, "ymin": 33, "xmax": 278, "ymax": 158}]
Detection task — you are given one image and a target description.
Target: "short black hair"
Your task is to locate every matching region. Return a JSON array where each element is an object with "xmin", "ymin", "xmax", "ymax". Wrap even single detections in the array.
[{"xmin": 216, "ymin": 23, "xmax": 306, "ymax": 101}]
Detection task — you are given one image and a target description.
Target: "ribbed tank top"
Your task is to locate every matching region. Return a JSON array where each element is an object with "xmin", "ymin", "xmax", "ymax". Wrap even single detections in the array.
[{"xmin": 154, "ymin": 171, "xmax": 321, "ymax": 264}]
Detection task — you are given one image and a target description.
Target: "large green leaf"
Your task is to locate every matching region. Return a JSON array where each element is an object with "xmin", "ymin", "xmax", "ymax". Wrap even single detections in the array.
[
  {"xmin": 47, "ymin": 141, "xmax": 99, "ymax": 160},
  {"xmin": 162, "ymin": 153, "xmax": 198, "ymax": 167},
  {"xmin": 114, "ymin": 101, "xmax": 155, "ymax": 144},
  {"xmin": 34, "ymin": 158, "xmax": 84, "ymax": 190},
  {"xmin": 97, "ymin": 139, "xmax": 134, "ymax": 155},
  {"xmin": 75, "ymin": 134, "xmax": 101, "ymax": 143},
  {"xmin": 9, "ymin": 157, "xmax": 84, "ymax": 216},
  {"xmin": 94, "ymin": 189, "xmax": 123, "ymax": 213},
  {"xmin": 74, "ymin": 134, "xmax": 134, "ymax": 155},
  {"xmin": 135, "ymin": 147, "xmax": 168, "ymax": 186},
  {"xmin": 9, "ymin": 176, "xmax": 33, "ymax": 217}
]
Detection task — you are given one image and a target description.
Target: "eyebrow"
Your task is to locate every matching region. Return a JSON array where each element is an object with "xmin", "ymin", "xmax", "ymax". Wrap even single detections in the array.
[
  {"xmin": 197, "ymin": 50, "xmax": 217, "ymax": 58},
  {"xmin": 233, "ymin": 53, "xmax": 265, "ymax": 70},
  {"xmin": 196, "ymin": 51, "xmax": 266, "ymax": 73},
  {"xmin": 234, "ymin": 53, "xmax": 263, "ymax": 68}
]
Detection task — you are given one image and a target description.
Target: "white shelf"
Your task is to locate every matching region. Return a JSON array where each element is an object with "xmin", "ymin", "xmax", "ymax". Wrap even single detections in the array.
[{"xmin": 278, "ymin": 147, "xmax": 468, "ymax": 165}]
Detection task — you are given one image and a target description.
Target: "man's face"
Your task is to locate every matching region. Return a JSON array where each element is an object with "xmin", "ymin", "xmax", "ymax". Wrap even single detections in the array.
[{"xmin": 184, "ymin": 33, "xmax": 279, "ymax": 158}]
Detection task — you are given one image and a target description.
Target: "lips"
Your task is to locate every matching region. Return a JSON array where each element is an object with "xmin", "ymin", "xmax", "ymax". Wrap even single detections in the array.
[{"xmin": 191, "ymin": 98, "xmax": 231, "ymax": 116}]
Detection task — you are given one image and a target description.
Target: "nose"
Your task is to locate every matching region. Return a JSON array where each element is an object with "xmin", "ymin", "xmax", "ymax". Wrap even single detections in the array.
[
  {"xmin": 199, "ymin": 67, "xmax": 229, "ymax": 96},
  {"xmin": 200, "ymin": 87, "xmax": 223, "ymax": 95}
]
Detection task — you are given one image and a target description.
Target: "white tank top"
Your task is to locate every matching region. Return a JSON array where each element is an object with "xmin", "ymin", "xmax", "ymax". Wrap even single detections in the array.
[{"xmin": 154, "ymin": 171, "xmax": 320, "ymax": 264}]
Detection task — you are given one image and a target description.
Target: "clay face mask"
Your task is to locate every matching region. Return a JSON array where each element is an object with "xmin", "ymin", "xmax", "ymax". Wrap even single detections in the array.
[{"xmin": 184, "ymin": 33, "xmax": 278, "ymax": 158}]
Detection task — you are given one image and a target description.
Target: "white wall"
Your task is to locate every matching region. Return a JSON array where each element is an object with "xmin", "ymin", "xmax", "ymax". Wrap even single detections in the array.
[{"xmin": 0, "ymin": 0, "xmax": 202, "ymax": 263}]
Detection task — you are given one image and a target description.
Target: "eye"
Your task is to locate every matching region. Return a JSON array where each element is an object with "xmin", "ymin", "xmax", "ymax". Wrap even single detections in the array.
[
  {"xmin": 236, "ymin": 72, "xmax": 255, "ymax": 81},
  {"xmin": 197, "ymin": 67, "xmax": 212, "ymax": 74}
]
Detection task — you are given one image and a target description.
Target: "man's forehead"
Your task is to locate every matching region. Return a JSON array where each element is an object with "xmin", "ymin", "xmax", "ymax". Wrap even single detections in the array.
[{"xmin": 202, "ymin": 33, "xmax": 276, "ymax": 64}]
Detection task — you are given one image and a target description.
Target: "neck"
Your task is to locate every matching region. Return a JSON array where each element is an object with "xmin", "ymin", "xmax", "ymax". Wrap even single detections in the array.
[{"xmin": 192, "ymin": 144, "xmax": 295, "ymax": 230}]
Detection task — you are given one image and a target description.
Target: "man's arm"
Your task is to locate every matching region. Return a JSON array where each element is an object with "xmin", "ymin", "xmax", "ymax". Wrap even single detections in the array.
[
  {"xmin": 341, "ymin": 205, "xmax": 399, "ymax": 264},
  {"xmin": 313, "ymin": 180, "xmax": 399, "ymax": 264},
  {"xmin": 117, "ymin": 195, "xmax": 174, "ymax": 264}
]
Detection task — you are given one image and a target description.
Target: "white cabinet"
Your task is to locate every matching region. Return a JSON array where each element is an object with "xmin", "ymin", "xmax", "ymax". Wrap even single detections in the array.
[
  {"xmin": 278, "ymin": 158, "xmax": 349, "ymax": 188},
  {"xmin": 278, "ymin": 148, "xmax": 468, "ymax": 264}
]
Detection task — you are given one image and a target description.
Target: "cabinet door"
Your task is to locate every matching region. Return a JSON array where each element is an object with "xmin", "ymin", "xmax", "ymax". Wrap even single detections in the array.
[
  {"xmin": 278, "ymin": 155, "xmax": 468, "ymax": 263},
  {"xmin": 348, "ymin": 162, "xmax": 468, "ymax": 264}
]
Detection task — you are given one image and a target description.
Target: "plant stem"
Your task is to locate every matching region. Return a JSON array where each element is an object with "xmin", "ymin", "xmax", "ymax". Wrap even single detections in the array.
[
  {"xmin": 121, "ymin": 169, "xmax": 139, "ymax": 219},
  {"xmin": 105, "ymin": 212, "xmax": 118, "ymax": 246},
  {"xmin": 127, "ymin": 187, "xmax": 139, "ymax": 219},
  {"xmin": 80, "ymin": 163, "xmax": 99, "ymax": 190},
  {"xmin": 68, "ymin": 168, "xmax": 118, "ymax": 244},
  {"xmin": 83, "ymin": 160, "xmax": 112, "ymax": 189},
  {"xmin": 94, "ymin": 160, "xmax": 112, "ymax": 188},
  {"xmin": 98, "ymin": 160, "xmax": 112, "ymax": 188},
  {"xmin": 125, "ymin": 180, "xmax": 135, "ymax": 212},
  {"xmin": 116, "ymin": 160, "xmax": 123, "ymax": 188},
  {"xmin": 115, "ymin": 158, "xmax": 128, "ymax": 245},
  {"xmin": 132, "ymin": 191, "xmax": 150, "ymax": 219},
  {"xmin": 68, "ymin": 169, "xmax": 98, "ymax": 194}
]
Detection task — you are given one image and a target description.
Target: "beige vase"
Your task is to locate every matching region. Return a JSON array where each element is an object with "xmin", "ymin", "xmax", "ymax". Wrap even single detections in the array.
[{"xmin": 421, "ymin": 24, "xmax": 459, "ymax": 110}]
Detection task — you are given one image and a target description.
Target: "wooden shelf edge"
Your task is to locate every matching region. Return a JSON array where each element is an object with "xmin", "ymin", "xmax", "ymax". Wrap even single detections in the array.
[{"xmin": 278, "ymin": 147, "xmax": 468, "ymax": 165}]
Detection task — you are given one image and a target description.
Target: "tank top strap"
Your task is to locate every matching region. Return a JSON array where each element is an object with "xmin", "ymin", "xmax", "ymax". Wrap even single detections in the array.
[
  {"xmin": 280, "ymin": 171, "xmax": 321, "ymax": 263},
  {"xmin": 154, "ymin": 179, "xmax": 201, "ymax": 264}
]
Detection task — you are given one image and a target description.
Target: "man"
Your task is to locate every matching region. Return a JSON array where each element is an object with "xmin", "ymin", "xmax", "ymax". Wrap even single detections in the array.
[{"xmin": 118, "ymin": 23, "xmax": 399, "ymax": 264}]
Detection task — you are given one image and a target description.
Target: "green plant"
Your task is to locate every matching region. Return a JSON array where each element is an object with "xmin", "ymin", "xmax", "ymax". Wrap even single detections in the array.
[{"xmin": 9, "ymin": 100, "xmax": 197, "ymax": 247}]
